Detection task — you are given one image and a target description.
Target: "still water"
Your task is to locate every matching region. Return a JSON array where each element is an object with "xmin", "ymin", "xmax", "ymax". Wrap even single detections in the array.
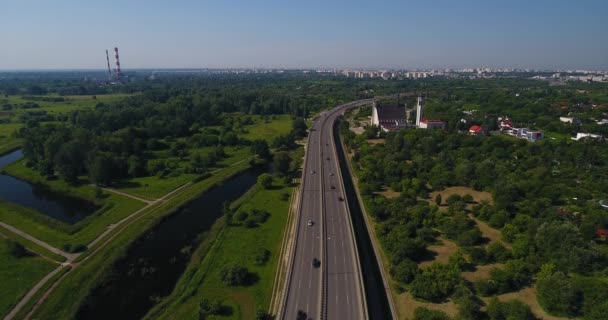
[
  {"xmin": 76, "ymin": 168, "xmax": 260, "ymax": 319},
  {"xmin": 0, "ymin": 149, "xmax": 98, "ymax": 224}
]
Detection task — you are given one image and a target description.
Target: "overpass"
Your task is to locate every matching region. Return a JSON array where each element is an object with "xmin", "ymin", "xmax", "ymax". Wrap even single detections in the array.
[{"xmin": 279, "ymin": 99, "xmax": 375, "ymax": 320}]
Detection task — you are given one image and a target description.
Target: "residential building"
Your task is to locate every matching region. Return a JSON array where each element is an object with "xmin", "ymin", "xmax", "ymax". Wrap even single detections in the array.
[{"xmin": 469, "ymin": 125, "xmax": 484, "ymax": 136}]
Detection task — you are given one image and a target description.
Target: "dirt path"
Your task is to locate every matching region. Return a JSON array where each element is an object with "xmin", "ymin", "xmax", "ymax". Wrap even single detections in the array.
[
  {"xmin": 0, "ymin": 222, "xmax": 75, "ymax": 261},
  {"xmin": 100, "ymin": 187, "xmax": 156, "ymax": 204}
]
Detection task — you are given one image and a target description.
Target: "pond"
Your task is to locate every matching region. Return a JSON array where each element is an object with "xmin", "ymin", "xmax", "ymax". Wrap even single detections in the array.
[
  {"xmin": 75, "ymin": 167, "xmax": 261, "ymax": 319},
  {"xmin": 0, "ymin": 149, "xmax": 98, "ymax": 224}
]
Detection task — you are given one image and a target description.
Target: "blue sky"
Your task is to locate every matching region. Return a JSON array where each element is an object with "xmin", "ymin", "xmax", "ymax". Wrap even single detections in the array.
[{"xmin": 1, "ymin": 0, "xmax": 607, "ymax": 70}]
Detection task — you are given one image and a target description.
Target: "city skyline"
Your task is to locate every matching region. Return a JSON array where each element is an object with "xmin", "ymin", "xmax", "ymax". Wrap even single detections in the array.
[{"xmin": 1, "ymin": 0, "xmax": 607, "ymax": 70}]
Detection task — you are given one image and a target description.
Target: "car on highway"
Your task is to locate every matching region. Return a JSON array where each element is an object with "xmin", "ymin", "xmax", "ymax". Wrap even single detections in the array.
[
  {"xmin": 338, "ymin": 196, "xmax": 344, "ymax": 201},
  {"xmin": 329, "ymin": 172, "xmax": 334, "ymax": 176},
  {"xmin": 307, "ymin": 219, "xmax": 314, "ymax": 226},
  {"xmin": 310, "ymin": 170, "xmax": 315, "ymax": 174},
  {"xmin": 297, "ymin": 310, "xmax": 307, "ymax": 320},
  {"xmin": 312, "ymin": 258, "xmax": 321, "ymax": 268},
  {"xmin": 327, "ymin": 157, "xmax": 330, "ymax": 160},
  {"xmin": 330, "ymin": 185, "xmax": 335, "ymax": 189}
]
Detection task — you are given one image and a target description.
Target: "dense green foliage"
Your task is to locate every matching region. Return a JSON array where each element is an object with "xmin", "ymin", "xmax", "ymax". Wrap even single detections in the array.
[{"xmin": 343, "ymin": 81, "xmax": 608, "ymax": 319}]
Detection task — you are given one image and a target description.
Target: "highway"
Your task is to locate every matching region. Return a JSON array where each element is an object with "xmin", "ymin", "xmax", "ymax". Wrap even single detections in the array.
[{"xmin": 281, "ymin": 100, "xmax": 373, "ymax": 320}]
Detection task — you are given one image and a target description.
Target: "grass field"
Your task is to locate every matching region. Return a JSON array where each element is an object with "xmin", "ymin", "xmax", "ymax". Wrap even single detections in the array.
[
  {"xmin": 0, "ymin": 238, "xmax": 56, "ymax": 318},
  {"xmin": 240, "ymin": 115, "xmax": 293, "ymax": 142},
  {"xmin": 0, "ymin": 123, "xmax": 23, "ymax": 155},
  {"xmin": 144, "ymin": 177, "xmax": 293, "ymax": 320},
  {"xmin": 30, "ymin": 161, "xmax": 253, "ymax": 320}
]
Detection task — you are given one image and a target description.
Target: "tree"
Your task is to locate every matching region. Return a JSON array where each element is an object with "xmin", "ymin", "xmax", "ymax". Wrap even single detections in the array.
[
  {"xmin": 252, "ymin": 248, "xmax": 271, "ymax": 265},
  {"xmin": 413, "ymin": 307, "xmax": 450, "ymax": 320},
  {"xmin": 536, "ymin": 270, "xmax": 581, "ymax": 317},
  {"xmin": 487, "ymin": 297, "xmax": 534, "ymax": 320},
  {"xmin": 250, "ymin": 139, "xmax": 271, "ymax": 159},
  {"xmin": 199, "ymin": 298, "xmax": 222, "ymax": 319},
  {"xmin": 273, "ymin": 151, "xmax": 291, "ymax": 176},
  {"xmin": 410, "ymin": 263, "xmax": 461, "ymax": 302},
  {"xmin": 292, "ymin": 117, "xmax": 308, "ymax": 138},
  {"xmin": 7, "ymin": 240, "xmax": 27, "ymax": 258},
  {"xmin": 258, "ymin": 173, "xmax": 273, "ymax": 189},
  {"xmin": 434, "ymin": 194, "xmax": 442, "ymax": 206},
  {"xmin": 127, "ymin": 155, "xmax": 145, "ymax": 177},
  {"xmin": 391, "ymin": 258, "xmax": 419, "ymax": 284},
  {"xmin": 219, "ymin": 264, "xmax": 250, "ymax": 286}
]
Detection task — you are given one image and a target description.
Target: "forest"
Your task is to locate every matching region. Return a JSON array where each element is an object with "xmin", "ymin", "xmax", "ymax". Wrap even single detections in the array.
[{"xmin": 342, "ymin": 117, "xmax": 608, "ymax": 319}]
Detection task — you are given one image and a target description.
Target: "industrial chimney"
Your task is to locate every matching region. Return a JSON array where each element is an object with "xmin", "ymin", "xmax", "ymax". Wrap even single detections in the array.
[
  {"xmin": 114, "ymin": 47, "xmax": 121, "ymax": 77},
  {"xmin": 105, "ymin": 50, "xmax": 112, "ymax": 80}
]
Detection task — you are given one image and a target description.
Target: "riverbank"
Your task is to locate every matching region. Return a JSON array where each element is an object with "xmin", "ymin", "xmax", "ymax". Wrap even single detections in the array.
[
  {"xmin": 28, "ymin": 160, "xmax": 253, "ymax": 319},
  {"xmin": 144, "ymin": 176, "xmax": 293, "ymax": 319}
]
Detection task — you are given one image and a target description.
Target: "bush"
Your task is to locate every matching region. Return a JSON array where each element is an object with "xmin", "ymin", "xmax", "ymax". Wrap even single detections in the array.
[
  {"xmin": 219, "ymin": 264, "xmax": 250, "ymax": 286},
  {"xmin": 390, "ymin": 258, "xmax": 419, "ymax": 284},
  {"xmin": 249, "ymin": 209, "xmax": 270, "ymax": 224},
  {"xmin": 468, "ymin": 246, "xmax": 487, "ymax": 265},
  {"xmin": 199, "ymin": 298, "xmax": 222, "ymax": 319},
  {"xmin": 410, "ymin": 263, "xmax": 461, "ymax": 302},
  {"xmin": 487, "ymin": 297, "xmax": 534, "ymax": 320},
  {"xmin": 234, "ymin": 211, "xmax": 249, "ymax": 222},
  {"xmin": 7, "ymin": 240, "xmax": 27, "ymax": 258},
  {"xmin": 486, "ymin": 242, "xmax": 511, "ymax": 262},
  {"xmin": 257, "ymin": 173, "xmax": 273, "ymax": 189},
  {"xmin": 457, "ymin": 228, "xmax": 482, "ymax": 247},
  {"xmin": 413, "ymin": 307, "xmax": 450, "ymax": 320},
  {"xmin": 252, "ymin": 248, "xmax": 271, "ymax": 265},
  {"xmin": 536, "ymin": 271, "xmax": 581, "ymax": 317}
]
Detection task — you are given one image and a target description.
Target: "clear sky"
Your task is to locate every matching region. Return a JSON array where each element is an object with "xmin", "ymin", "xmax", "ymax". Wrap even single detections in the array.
[{"xmin": 1, "ymin": 0, "xmax": 607, "ymax": 70}]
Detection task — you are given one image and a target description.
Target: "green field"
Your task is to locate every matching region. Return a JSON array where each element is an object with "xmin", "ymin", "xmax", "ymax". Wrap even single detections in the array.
[
  {"xmin": 0, "ymin": 238, "xmax": 56, "ymax": 318},
  {"xmin": 240, "ymin": 115, "xmax": 293, "ymax": 142},
  {"xmin": 145, "ymin": 177, "xmax": 293, "ymax": 319},
  {"xmin": 30, "ymin": 161, "xmax": 253, "ymax": 319},
  {"xmin": 0, "ymin": 123, "xmax": 23, "ymax": 155}
]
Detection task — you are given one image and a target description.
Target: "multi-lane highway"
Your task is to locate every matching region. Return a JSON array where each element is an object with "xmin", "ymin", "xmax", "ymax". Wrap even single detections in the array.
[{"xmin": 281, "ymin": 100, "xmax": 373, "ymax": 320}]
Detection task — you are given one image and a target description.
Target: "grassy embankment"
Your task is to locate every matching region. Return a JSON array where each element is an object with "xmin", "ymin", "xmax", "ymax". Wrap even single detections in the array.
[
  {"xmin": 30, "ymin": 160, "xmax": 253, "ymax": 320},
  {"xmin": 145, "ymin": 176, "xmax": 293, "ymax": 320},
  {"xmin": 0, "ymin": 94, "xmax": 130, "ymax": 156},
  {"xmin": 0, "ymin": 238, "xmax": 56, "ymax": 318},
  {"xmin": 0, "ymin": 161, "xmax": 145, "ymax": 249}
]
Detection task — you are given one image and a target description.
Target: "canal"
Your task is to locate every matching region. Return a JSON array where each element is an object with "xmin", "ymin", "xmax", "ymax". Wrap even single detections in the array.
[
  {"xmin": 0, "ymin": 149, "xmax": 98, "ymax": 224},
  {"xmin": 75, "ymin": 167, "xmax": 261, "ymax": 319}
]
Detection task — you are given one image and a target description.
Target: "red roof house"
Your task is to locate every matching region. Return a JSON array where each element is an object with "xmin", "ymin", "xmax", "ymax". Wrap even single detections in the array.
[
  {"xmin": 469, "ymin": 125, "xmax": 484, "ymax": 135},
  {"xmin": 596, "ymin": 229, "xmax": 608, "ymax": 240}
]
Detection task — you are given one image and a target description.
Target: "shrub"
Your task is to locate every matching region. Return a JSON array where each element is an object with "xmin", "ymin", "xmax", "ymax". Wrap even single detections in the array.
[
  {"xmin": 219, "ymin": 264, "xmax": 250, "ymax": 286},
  {"xmin": 233, "ymin": 211, "xmax": 249, "ymax": 222},
  {"xmin": 486, "ymin": 242, "xmax": 511, "ymax": 262},
  {"xmin": 258, "ymin": 173, "xmax": 273, "ymax": 189},
  {"xmin": 199, "ymin": 298, "xmax": 222, "ymax": 319},
  {"xmin": 410, "ymin": 263, "xmax": 461, "ymax": 302},
  {"xmin": 7, "ymin": 240, "xmax": 27, "ymax": 258},
  {"xmin": 390, "ymin": 258, "xmax": 419, "ymax": 284},
  {"xmin": 487, "ymin": 297, "xmax": 534, "ymax": 320},
  {"xmin": 252, "ymin": 248, "xmax": 271, "ymax": 265},
  {"xmin": 413, "ymin": 307, "xmax": 450, "ymax": 320}
]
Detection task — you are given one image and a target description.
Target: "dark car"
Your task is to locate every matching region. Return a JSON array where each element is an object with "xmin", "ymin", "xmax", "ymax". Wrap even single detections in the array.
[
  {"xmin": 297, "ymin": 310, "xmax": 307, "ymax": 320},
  {"xmin": 312, "ymin": 258, "xmax": 321, "ymax": 268},
  {"xmin": 330, "ymin": 185, "xmax": 336, "ymax": 190},
  {"xmin": 338, "ymin": 196, "xmax": 344, "ymax": 201}
]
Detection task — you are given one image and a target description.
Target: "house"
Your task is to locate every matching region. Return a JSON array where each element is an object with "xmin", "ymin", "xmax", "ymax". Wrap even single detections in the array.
[
  {"xmin": 560, "ymin": 117, "xmax": 580, "ymax": 124},
  {"xmin": 526, "ymin": 131, "xmax": 544, "ymax": 142},
  {"xmin": 469, "ymin": 125, "xmax": 484, "ymax": 136},
  {"xmin": 415, "ymin": 97, "xmax": 445, "ymax": 129},
  {"xmin": 419, "ymin": 118, "xmax": 446, "ymax": 130},
  {"xmin": 371, "ymin": 101, "xmax": 406, "ymax": 132},
  {"xmin": 572, "ymin": 133, "xmax": 602, "ymax": 141},
  {"xmin": 596, "ymin": 229, "xmax": 608, "ymax": 241},
  {"xmin": 499, "ymin": 119, "xmax": 513, "ymax": 130},
  {"xmin": 599, "ymin": 200, "xmax": 608, "ymax": 209}
]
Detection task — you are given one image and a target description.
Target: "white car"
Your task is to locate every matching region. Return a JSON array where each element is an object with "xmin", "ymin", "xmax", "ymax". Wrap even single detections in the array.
[
  {"xmin": 307, "ymin": 220, "xmax": 313, "ymax": 226},
  {"xmin": 311, "ymin": 170, "xmax": 315, "ymax": 174},
  {"xmin": 329, "ymin": 172, "xmax": 334, "ymax": 176}
]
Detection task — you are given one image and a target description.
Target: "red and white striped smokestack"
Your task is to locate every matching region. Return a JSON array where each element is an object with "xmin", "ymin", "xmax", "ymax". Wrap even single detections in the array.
[
  {"xmin": 114, "ymin": 47, "xmax": 121, "ymax": 76},
  {"xmin": 105, "ymin": 50, "xmax": 112, "ymax": 80}
]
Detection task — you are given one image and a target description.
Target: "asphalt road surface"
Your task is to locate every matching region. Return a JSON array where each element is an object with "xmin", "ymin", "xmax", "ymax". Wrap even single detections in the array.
[{"xmin": 282, "ymin": 100, "xmax": 373, "ymax": 320}]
